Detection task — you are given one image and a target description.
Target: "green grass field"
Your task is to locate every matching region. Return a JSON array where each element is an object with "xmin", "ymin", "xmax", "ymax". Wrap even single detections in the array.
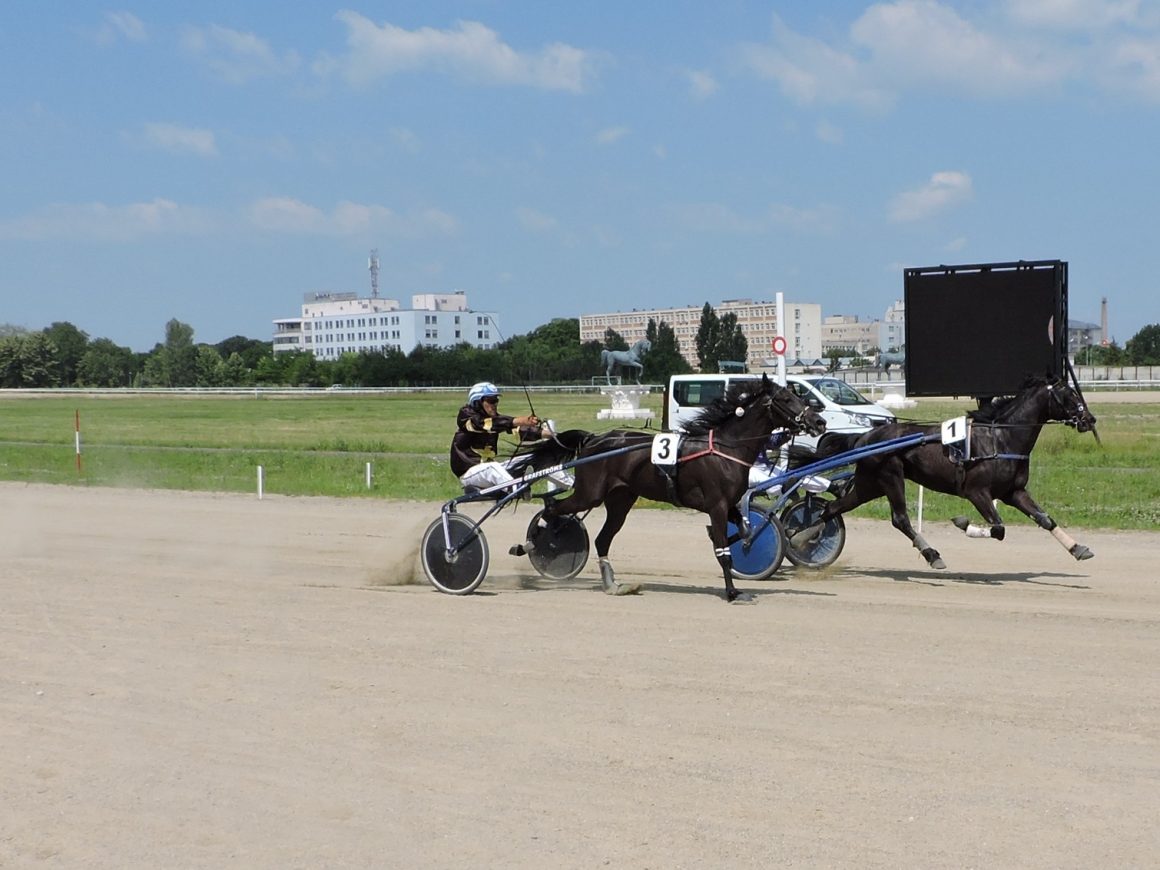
[{"xmin": 1, "ymin": 390, "xmax": 1157, "ymax": 529}]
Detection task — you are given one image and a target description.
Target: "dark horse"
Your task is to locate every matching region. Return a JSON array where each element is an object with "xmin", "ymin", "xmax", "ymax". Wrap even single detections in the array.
[
  {"xmin": 791, "ymin": 374, "xmax": 1098, "ymax": 569},
  {"xmin": 536, "ymin": 374, "xmax": 826, "ymax": 602}
]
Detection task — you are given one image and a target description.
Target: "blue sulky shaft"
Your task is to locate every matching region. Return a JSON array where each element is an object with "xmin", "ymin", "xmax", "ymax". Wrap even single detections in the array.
[{"xmin": 742, "ymin": 432, "xmax": 939, "ymax": 511}]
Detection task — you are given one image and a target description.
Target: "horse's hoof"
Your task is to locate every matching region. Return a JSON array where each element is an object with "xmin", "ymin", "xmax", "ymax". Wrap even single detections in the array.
[
  {"xmin": 606, "ymin": 582, "xmax": 642, "ymax": 596},
  {"xmin": 1070, "ymin": 544, "xmax": 1094, "ymax": 561},
  {"xmin": 727, "ymin": 591, "xmax": 756, "ymax": 604},
  {"xmin": 951, "ymin": 516, "xmax": 970, "ymax": 531},
  {"xmin": 922, "ymin": 549, "xmax": 946, "ymax": 570}
]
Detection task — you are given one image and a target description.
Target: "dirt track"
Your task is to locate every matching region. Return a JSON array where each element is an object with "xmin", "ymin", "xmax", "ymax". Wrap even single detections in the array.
[{"xmin": 3, "ymin": 483, "xmax": 1158, "ymax": 868}]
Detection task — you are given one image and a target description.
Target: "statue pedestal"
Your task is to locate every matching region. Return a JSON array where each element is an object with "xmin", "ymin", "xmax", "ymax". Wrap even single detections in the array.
[{"xmin": 597, "ymin": 385, "xmax": 654, "ymax": 421}]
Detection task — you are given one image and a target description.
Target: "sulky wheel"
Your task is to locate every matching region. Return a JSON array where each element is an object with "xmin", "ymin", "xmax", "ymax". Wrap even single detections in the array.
[
  {"xmin": 728, "ymin": 507, "xmax": 786, "ymax": 582},
  {"xmin": 421, "ymin": 513, "xmax": 490, "ymax": 594},
  {"xmin": 779, "ymin": 495, "xmax": 846, "ymax": 568},
  {"xmin": 525, "ymin": 510, "xmax": 589, "ymax": 580}
]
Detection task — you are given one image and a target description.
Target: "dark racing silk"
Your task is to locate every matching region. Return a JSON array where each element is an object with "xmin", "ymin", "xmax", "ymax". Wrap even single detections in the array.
[{"xmin": 449, "ymin": 403, "xmax": 538, "ymax": 476}]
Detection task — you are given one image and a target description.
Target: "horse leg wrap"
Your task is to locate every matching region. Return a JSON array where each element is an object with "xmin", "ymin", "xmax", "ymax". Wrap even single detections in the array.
[
  {"xmin": 912, "ymin": 533, "xmax": 946, "ymax": 569},
  {"xmin": 598, "ymin": 557, "xmax": 641, "ymax": 596},
  {"xmin": 1049, "ymin": 526, "xmax": 1094, "ymax": 560}
]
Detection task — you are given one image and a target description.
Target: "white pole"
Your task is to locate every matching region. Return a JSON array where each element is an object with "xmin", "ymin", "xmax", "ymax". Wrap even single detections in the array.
[
  {"xmin": 257, "ymin": 465, "xmax": 264, "ymax": 500},
  {"xmin": 365, "ymin": 462, "xmax": 373, "ymax": 489},
  {"xmin": 917, "ymin": 485, "xmax": 924, "ymax": 533},
  {"xmin": 775, "ymin": 291, "xmax": 787, "ymax": 386}
]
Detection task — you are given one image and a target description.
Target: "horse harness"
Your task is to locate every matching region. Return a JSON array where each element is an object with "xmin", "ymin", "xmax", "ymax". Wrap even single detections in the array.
[{"xmin": 654, "ymin": 429, "xmax": 756, "ymax": 506}]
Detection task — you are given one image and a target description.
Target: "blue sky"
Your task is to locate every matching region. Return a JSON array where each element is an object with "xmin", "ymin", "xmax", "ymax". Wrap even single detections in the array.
[{"xmin": 2, "ymin": 1, "xmax": 1158, "ymax": 352}]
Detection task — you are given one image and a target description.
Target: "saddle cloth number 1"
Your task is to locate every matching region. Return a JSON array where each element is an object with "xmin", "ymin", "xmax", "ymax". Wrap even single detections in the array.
[
  {"xmin": 651, "ymin": 433, "xmax": 680, "ymax": 467},
  {"xmin": 941, "ymin": 416, "xmax": 968, "ymax": 445}
]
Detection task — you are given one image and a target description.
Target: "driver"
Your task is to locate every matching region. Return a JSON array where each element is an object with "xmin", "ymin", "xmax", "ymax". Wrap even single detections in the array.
[{"xmin": 450, "ymin": 382, "xmax": 572, "ymax": 494}]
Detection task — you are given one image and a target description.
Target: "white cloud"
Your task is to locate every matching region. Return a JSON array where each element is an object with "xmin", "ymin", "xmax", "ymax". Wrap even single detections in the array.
[
  {"xmin": 1102, "ymin": 34, "xmax": 1160, "ymax": 101},
  {"xmin": 1004, "ymin": 0, "xmax": 1143, "ymax": 30},
  {"xmin": 594, "ymin": 126, "xmax": 629, "ymax": 145},
  {"xmin": 248, "ymin": 197, "xmax": 458, "ymax": 237},
  {"xmin": 0, "ymin": 199, "xmax": 209, "ymax": 241},
  {"xmin": 889, "ymin": 170, "xmax": 973, "ymax": 222},
  {"xmin": 738, "ymin": 1, "xmax": 1160, "ymax": 107},
  {"xmin": 851, "ymin": 1, "xmax": 1068, "ymax": 97},
  {"xmin": 738, "ymin": 14, "xmax": 892, "ymax": 110},
  {"xmin": 516, "ymin": 207, "xmax": 558, "ymax": 233},
  {"xmin": 95, "ymin": 11, "xmax": 147, "ymax": 45},
  {"xmin": 181, "ymin": 24, "xmax": 300, "ymax": 84},
  {"xmin": 325, "ymin": 13, "xmax": 596, "ymax": 92},
  {"xmin": 142, "ymin": 122, "xmax": 218, "ymax": 157},
  {"xmin": 686, "ymin": 69, "xmax": 719, "ymax": 100}
]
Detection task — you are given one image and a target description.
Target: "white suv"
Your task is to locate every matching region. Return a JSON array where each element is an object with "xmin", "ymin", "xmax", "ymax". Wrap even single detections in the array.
[{"xmin": 783, "ymin": 376, "xmax": 895, "ymax": 454}]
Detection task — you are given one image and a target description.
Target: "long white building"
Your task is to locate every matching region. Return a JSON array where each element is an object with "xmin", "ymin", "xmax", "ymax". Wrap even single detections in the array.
[
  {"xmin": 273, "ymin": 291, "xmax": 499, "ymax": 358},
  {"xmin": 580, "ymin": 298, "xmax": 822, "ymax": 370}
]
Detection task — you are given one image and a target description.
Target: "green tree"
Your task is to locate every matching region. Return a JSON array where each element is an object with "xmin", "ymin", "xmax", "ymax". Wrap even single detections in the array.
[
  {"xmin": 1125, "ymin": 324, "xmax": 1160, "ymax": 365},
  {"xmin": 11, "ymin": 332, "xmax": 62, "ymax": 387},
  {"xmin": 714, "ymin": 312, "xmax": 748, "ymax": 370},
  {"xmin": 77, "ymin": 338, "xmax": 137, "ymax": 387},
  {"xmin": 216, "ymin": 335, "xmax": 272, "ymax": 370},
  {"xmin": 142, "ymin": 319, "xmax": 198, "ymax": 386},
  {"xmin": 195, "ymin": 346, "xmax": 228, "ymax": 386},
  {"xmin": 642, "ymin": 318, "xmax": 692, "ymax": 383},
  {"xmin": 603, "ymin": 328, "xmax": 629, "ymax": 351},
  {"xmin": 694, "ymin": 303, "xmax": 720, "ymax": 372},
  {"xmin": 43, "ymin": 322, "xmax": 90, "ymax": 386}
]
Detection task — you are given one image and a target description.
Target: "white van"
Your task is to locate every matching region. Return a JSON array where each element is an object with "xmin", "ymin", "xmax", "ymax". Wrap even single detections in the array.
[{"xmin": 665, "ymin": 373, "xmax": 896, "ymax": 455}]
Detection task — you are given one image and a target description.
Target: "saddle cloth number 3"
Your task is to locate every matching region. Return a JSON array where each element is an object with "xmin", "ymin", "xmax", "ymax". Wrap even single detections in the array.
[{"xmin": 651, "ymin": 433, "xmax": 680, "ymax": 467}]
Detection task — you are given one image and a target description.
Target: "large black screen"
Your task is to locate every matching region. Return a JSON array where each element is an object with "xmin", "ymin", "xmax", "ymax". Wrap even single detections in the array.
[{"xmin": 904, "ymin": 261, "xmax": 1067, "ymax": 398}]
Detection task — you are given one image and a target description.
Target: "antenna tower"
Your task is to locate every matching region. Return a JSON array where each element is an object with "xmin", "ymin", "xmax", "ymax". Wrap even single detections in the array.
[{"xmin": 368, "ymin": 249, "xmax": 380, "ymax": 299}]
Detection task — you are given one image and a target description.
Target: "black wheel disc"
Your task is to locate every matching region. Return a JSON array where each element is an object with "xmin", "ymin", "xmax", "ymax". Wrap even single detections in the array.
[
  {"xmin": 421, "ymin": 513, "xmax": 490, "ymax": 594},
  {"xmin": 780, "ymin": 496, "xmax": 846, "ymax": 568},
  {"xmin": 525, "ymin": 510, "xmax": 589, "ymax": 580}
]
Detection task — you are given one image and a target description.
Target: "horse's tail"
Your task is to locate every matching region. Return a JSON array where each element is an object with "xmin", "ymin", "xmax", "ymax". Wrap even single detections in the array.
[{"xmin": 518, "ymin": 428, "xmax": 590, "ymax": 470}]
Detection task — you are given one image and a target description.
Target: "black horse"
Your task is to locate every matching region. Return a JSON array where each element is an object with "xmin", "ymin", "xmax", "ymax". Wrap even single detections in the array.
[
  {"xmin": 536, "ymin": 374, "xmax": 826, "ymax": 602},
  {"xmin": 790, "ymin": 374, "xmax": 1098, "ymax": 569}
]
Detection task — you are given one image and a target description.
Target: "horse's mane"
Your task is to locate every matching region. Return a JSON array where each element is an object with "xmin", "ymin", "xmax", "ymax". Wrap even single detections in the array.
[
  {"xmin": 683, "ymin": 379, "xmax": 763, "ymax": 436},
  {"xmin": 968, "ymin": 374, "xmax": 1052, "ymax": 423}
]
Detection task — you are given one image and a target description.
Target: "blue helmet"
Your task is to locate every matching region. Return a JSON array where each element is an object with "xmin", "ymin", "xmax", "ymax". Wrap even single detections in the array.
[{"xmin": 467, "ymin": 381, "xmax": 501, "ymax": 405}]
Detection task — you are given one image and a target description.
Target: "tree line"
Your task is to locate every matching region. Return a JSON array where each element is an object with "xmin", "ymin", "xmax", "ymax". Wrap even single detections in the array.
[
  {"xmin": 5, "ymin": 315, "xmax": 1154, "ymax": 390},
  {"xmin": 0, "ymin": 309, "xmax": 732, "ymax": 389}
]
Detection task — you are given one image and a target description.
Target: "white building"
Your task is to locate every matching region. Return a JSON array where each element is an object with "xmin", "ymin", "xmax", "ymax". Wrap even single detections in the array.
[
  {"xmin": 273, "ymin": 291, "xmax": 499, "ymax": 358},
  {"xmin": 880, "ymin": 299, "xmax": 905, "ymax": 352},
  {"xmin": 821, "ymin": 314, "xmax": 880, "ymax": 354},
  {"xmin": 580, "ymin": 298, "xmax": 822, "ymax": 371}
]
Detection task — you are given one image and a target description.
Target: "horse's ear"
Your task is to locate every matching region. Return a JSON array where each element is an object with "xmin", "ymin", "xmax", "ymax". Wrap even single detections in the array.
[{"xmin": 762, "ymin": 372, "xmax": 771, "ymax": 388}]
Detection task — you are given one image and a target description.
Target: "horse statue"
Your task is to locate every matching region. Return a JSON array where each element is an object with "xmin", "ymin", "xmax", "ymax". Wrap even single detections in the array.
[
  {"xmin": 878, "ymin": 346, "xmax": 906, "ymax": 373},
  {"xmin": 600, "ymin": 339, "xmax": 651, "ymax": 384},
  {"xmin": 527, "ymin": 374, "xmax": 827, "ymax": 603},
  {"xmin": 790, "ymin": 373, "xmax": 1098, "ymax": 569}
]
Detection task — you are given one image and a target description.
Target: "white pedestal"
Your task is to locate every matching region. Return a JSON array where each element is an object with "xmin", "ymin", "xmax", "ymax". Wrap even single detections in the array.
[{"xmin": 597, "ymin": 385, "xmax": 654, "ymax": 420}]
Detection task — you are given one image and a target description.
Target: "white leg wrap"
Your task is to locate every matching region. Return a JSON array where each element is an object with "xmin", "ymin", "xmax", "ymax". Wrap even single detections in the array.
[
  {"xmin": 1051, "ymin": 526, "xmax": 1078, "ymax": 550},
  {"xmin": 965, "ymin": 524, "xmax": 991, "ymax": 539},
  {"xmin": 714, "ymin": 547, "xmax": 730, "ymax": 559}
]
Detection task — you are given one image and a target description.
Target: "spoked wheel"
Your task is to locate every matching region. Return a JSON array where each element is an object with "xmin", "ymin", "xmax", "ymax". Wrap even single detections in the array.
[
  {"xmin": 525, "ymin": 510, "xmax": 589, "ymax": 580},
  {"xmin": 728, "ymin": 507, "xmax": 786, "ymax": 582},
  {"xmin": 779, "ymin": 494, "xmax": 846, "ymax": 568},
  {"xmin": 421, "ymin": 513, "xmax": 490, "ymax": 594}
]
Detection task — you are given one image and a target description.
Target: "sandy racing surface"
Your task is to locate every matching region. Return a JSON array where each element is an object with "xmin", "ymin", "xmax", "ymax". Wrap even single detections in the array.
[{"xmin": 3, "ymin": 482, "xmax": 1158, "ymax": 868}]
